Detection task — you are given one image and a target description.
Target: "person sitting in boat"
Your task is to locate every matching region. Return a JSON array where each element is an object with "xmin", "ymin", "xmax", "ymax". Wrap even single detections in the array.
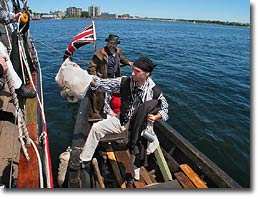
[
  {"xmin": 88, "ymin": 34, "xmax": 133, "ymax": 119},
  {"xmin": 80, "ymin": 57, "xmax": 169, "ymax": 171},
  {"xmin": 0, "ymin": 6, "xmax": 36, "ymax": 98}
]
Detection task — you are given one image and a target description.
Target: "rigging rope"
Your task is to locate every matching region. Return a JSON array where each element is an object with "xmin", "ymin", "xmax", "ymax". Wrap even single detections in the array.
[
  {"xmin": 5, "ymin": 64, "xmax": 30, "ymax": 161},
  {"xmin": 34, "ymin": 39, "xmax": 91, "ymax": 65}
]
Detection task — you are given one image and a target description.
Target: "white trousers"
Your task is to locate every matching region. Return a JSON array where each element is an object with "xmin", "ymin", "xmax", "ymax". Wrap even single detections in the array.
[
  {"xmin": 80, "ymin": 116, "xmax": 126, "ymax": 161},
  {"xmin": 0, "ymin": 42, "xmax": 22, "ymax": 89}
]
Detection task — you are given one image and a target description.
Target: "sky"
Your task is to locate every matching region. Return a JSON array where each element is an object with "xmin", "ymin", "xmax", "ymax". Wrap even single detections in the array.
[{"xmin": 25, "ymin": 0, "xmax": 251, "ymax": 23}]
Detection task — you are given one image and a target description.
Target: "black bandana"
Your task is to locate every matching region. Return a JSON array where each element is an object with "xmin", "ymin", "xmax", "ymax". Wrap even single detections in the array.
[{"xmin": 133, "ymin": 57, "xmax": 156, "ymax": 72}]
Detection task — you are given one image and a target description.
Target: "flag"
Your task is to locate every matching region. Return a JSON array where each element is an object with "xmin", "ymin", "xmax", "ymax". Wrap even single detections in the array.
[{"xmin": 63, "ymin": 20, "xmax": 96, "ymax": 60}]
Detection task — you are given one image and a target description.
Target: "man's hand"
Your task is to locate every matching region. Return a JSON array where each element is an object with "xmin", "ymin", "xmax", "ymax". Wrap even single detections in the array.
[
  {"xmin": 13, "ymin": 12, "xmax": 22, "ymax": 22},
  {"xmin": 147, "ymin": 113, "xmax": 161, "ymax": 123},
  {"xmin": 128, "ymin": 61, "xmax": 133, "ymax": 66}
]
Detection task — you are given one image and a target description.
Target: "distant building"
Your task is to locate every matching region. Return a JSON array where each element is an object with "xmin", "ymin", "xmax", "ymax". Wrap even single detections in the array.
[
  {"xmin": 55, "ymin": 11, "xmax": 66, "ymax": 18},
  {"xmin": 41, "ymin": 14, "xmax": 56, "ymax": 19},
  {"xmin": 100, "ymin": 12, "xmax": 117, "ymax": 19},
  {"xmin": 88, "ymin": 5, "xmax": 100, "ymax": 17},
  {"xmin": 66, "ymin": 7, "xmax": 82, "ymax": 17}
]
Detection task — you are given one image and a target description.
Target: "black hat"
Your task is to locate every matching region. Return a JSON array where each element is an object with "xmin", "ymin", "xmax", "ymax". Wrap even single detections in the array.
[
  {"xmin": 133, "ymin": 57, "xmax": 156, "ymax": 73},
  {"xmin": 105, "ymin": 34, "xmax": 120, "ymax": 44}
]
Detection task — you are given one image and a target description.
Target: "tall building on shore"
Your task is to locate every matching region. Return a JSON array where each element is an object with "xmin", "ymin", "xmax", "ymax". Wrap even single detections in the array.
[
  {"xmin": 66, "ymin": 7, "xmax": 82, "ymax": 17},
  {"xmin": 88, "ymin": 5, "xmax": 100, "ymax": 17}
]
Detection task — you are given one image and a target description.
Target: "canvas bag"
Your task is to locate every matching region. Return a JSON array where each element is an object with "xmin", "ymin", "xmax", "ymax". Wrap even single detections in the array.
[{"xmin": 55, "ymin": 58, "xmax": 93, "ymax": 101}]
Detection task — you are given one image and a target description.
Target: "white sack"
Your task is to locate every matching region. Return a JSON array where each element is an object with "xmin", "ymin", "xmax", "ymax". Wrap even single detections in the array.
[{"xmin": 55, "ymin": 58, "xmax": 93, "ymax": 101}]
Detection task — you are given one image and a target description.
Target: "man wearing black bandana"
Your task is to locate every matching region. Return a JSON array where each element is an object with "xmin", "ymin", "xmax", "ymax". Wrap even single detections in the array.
[
  {"xmin": 88, "ymin": 34, "xmax": 133, "ymax": 119},
  {"xmin": 80, "ymin": 57, "xmax": 169, "ymax": 178}
]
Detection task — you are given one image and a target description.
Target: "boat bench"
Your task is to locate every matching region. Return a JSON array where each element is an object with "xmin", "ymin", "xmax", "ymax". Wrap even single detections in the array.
[{"xmin": 174, "ymin": 164, "xmax": 208, "ymax": 188}]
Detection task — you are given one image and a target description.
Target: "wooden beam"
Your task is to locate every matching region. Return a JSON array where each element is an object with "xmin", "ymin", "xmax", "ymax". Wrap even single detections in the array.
[
  {"xmin": 180, "ymin": 164, "xmax": 208, "ymax": 188},
  {"xmin": 174, "ymin": 172, "xmax": 195, "ymax": 188},
  {"xmin": 114, "ymin": 149, "xmax": 135, "ymax": 179},
  {"xmin": 154, "ymin": 146, "xmax": 173, "ymax": 181},
  {"xmin": 92, "ymin": 158, "xmax": 105, "ymax": 188},
  {"xmin": 140, "ymin": 166, "xmax": 154, "ymax": 185},
  {"xmin": 106, "ymin": 144, "xmax": 126, "ymax": 188}
]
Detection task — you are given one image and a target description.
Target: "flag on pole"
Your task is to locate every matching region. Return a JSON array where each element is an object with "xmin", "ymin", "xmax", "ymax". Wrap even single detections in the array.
[{"xmin": 63, "ymin": 20, "xmax": 96, "ymax": 60}]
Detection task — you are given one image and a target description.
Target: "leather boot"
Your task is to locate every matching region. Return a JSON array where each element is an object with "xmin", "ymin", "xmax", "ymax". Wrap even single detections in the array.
[
  {"xmin": 89, "ymin": 91, "xmax": 103, "ymax": 120},
  {"xmin": 15, "ymin": 85, "xmax": 37, "ymax": 98}
]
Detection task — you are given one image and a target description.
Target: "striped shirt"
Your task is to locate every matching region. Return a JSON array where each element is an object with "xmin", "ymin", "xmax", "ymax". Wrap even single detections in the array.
[{"xmin": 91, "ymin": 76, "xmax": 169, "ymax": 121}]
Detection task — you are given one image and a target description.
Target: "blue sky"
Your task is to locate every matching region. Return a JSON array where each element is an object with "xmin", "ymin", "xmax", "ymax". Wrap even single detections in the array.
[{"xmin": 26, "ymin": 0, "xmax": 250, "ymax": 23}]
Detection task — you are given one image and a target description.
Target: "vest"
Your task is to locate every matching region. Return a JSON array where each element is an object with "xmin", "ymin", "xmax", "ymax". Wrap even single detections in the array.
[{"xmin": 119, "ymin": 77, "xmax": 161, "ymax": 125}]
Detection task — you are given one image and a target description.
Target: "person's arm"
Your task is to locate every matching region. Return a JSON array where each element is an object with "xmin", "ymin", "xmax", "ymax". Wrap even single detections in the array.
[
  {"xmin": 90, "ymin": 76, "xmax": 122, "ymax": 94},
  {"xmin": 147, "ymin": 93, "xmax": 169, "ymax": 122},
  {"xmin": 118, "ymin": 48, "xmax": 132, "ymax": 67},
  {"xmin": 88, "ymin": 50, "xmax": 104, "ymax": 75}
]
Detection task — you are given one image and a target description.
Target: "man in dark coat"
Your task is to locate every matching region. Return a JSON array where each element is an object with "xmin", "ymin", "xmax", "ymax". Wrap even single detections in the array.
[{"xmin": 88, "ymin": 34, "xmax": 132, "ymax": 119}]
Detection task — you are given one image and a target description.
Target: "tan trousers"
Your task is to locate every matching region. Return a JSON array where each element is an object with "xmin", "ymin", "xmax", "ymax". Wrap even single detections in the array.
[{"xmin": 80, "ymin": 116, "xmax": 127, "ymax": 162}]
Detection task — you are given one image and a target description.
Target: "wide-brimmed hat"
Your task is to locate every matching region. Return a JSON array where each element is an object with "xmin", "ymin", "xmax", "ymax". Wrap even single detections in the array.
[{"xmin": 105, "ymin": 34, "xmax": 120, "ymax": 44}]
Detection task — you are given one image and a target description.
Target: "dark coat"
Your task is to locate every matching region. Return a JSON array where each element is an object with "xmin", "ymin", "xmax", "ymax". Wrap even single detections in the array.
[
  {"xmin": 88, "ymin": 46, "xmax": 130, "ymax": 78},
  {"xmin": 128, "ymin": 99, "xmax": 161, "ymax": 167}
]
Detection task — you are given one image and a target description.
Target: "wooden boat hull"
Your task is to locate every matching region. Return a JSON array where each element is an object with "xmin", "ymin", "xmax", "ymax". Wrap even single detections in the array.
[
  {"xmin": 154, "ymin": 120, "xmax": 241, "ymax": 188},
  {"xmin": 0, "ymin": 34, "xmax": 53, "ymax": 188},
  {"xmin": 65, "ymin": 96, "xmax": 241, "ymax": 188}
]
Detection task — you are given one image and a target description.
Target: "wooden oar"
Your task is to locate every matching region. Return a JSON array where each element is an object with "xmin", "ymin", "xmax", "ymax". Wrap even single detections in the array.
[{"xmin": 92, "ymin": 158, "xmax": 105, "ymax": 188}]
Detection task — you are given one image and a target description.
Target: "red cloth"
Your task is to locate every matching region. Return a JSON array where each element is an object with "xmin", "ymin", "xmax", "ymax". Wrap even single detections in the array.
[{"xmin": 110, "ymin": 94, "xmax": 121, "ymax": 114}]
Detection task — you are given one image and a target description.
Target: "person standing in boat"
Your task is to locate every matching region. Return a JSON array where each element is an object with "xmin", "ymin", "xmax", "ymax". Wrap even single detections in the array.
[
  {"xmin": 88, "ymin": 34, "xmax": 133, "ymax": 119},
  {"xmin": 80, "ymin": 57, "xmax": 169, "ymax": 170}
]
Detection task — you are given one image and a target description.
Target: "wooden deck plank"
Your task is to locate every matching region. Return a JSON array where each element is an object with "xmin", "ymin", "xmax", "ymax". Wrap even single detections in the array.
[
  {"xmin": 114, "ymin": 149, "xmax": 135, "ymax": 179},
  {"xmin": 174, "ymin": 172, "xmax": 196, "ymax": 188},
  {"xmin": 180, "ymin": 164, "xmax": 208, "ymax": 188},
  {"xmin": 0, "ymin": 87, "xmax": 20, "ymax": 187},
  {"xmin": 140, "ymin": 166, "xmax": 153, "ymax": 185},
  {"xmin": 107, "ymin": 150, "xmax": 126, "ymax": 188},
  {"xmin": 133, "ymin": 181, "xmax": 145, "ymax": 188}
]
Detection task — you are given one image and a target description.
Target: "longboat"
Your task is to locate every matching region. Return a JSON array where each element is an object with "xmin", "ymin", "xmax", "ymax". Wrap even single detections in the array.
[
  {"xmin": 0, "ymin": 1, "xmax": 53, "ymax": 188},
  {"xmin": 61, "ymin": 95, "xmax": 241, "ymax": 189}
]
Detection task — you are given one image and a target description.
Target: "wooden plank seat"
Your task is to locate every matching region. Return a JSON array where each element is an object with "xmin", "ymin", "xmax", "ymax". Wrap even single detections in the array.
[
  {"xmin": 179, "ymin": 164, "xmax": 208, "ymax": 188},
  {"xmin": 174, "ymin": 171, "xmax": 196, "ymax": 188},
  {"xmin": 99, "ymin": 133, "xmax": 126, "ymax": 143}
]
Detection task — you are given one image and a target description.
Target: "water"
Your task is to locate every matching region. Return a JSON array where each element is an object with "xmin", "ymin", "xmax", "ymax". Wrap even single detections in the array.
[{"xmin": 29, "ymin": 19, "xmax": 250, "ymax": 188}]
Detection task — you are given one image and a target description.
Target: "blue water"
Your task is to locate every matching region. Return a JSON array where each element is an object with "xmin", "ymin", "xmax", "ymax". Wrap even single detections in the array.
[{"xmin": 29, "ymin": 19, "xmax": 250, "ymax": 188}]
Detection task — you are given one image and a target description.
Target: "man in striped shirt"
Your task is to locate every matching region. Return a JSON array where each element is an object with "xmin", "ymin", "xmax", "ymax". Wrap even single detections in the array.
[{"xmin": 80, "ymin": 57, "xmax": 169, "ymax": 167}]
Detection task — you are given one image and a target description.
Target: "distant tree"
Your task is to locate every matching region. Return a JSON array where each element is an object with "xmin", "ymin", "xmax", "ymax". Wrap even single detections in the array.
[{"xmin": 81, "ymin": 11, "xmax": 89, "ymax": 18}]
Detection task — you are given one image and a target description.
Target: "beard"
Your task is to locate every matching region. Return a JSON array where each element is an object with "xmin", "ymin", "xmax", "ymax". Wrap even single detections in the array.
[{"xmin": 108, "ymin": 47, "xmax": 117, "ymax": 55}]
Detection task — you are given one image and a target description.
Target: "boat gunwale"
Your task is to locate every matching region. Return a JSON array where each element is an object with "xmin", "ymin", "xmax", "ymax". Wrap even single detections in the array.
[{"xmin": 154, "ymin": 120, "xmax": 242, "ymax": 188}]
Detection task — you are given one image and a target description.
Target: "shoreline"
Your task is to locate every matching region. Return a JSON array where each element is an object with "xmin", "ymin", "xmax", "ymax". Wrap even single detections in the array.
[{"xmin": 34, "ymin": 17, "xmax": 250, "ymax": 27}]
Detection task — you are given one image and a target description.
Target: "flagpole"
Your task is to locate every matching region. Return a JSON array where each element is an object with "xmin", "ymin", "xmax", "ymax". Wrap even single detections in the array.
[{"xmin": 92, "ymin": 17, "xmax": 97, "ymax": 51}]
